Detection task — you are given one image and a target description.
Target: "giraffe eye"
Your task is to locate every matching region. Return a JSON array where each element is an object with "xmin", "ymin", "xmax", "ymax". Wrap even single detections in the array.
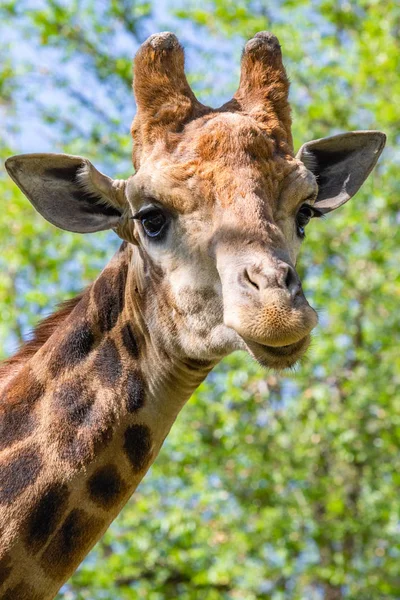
[
  {"xmin": 132, "ymin": 208, "xmax": 169, "ymax": 240},
  {"xmin": 296, "ymin": 205, "xmax": 313, "ymax": 238},
  {"xmin": 296, "ymin": 204, "xmax": 322, "ymax": 239},
  {"xmin": 141, "ymin": 210, "xmax": 166, "ymax": 237}
]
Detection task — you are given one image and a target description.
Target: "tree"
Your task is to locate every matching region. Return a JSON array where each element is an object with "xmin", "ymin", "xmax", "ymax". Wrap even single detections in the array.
[{"xmin": 1, "ymin": 1, "xmax": 399, "ymax": 598}]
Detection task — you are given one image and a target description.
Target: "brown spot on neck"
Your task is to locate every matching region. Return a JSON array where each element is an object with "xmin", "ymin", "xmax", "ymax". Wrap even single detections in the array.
[
  {"xmin": 24, "ymin": 483, "xmax": 69, "ymax": 551},
  {"xmin": 0, "ymin": 447, "xmax": 42, "ymax": 505},
  {"xmin": 123, "ymin": 424, "xmax": 153, "ymax": 474},
  {"xmin": 121, "ymin": 322, "xmax": 140, "ymax": 360},
  {"xmin": 0, "ymin": 367, "xmax": 44, "ymax": 451},
  {"xmin": 49, "ymin": 320, "xmax": 95, "ymax": 377},
  {"xmin": 52, "ymin": 380, "xmax": 96, "ymax": 427},
  {"xmin": 93, "ymin": 262, "xmax": 128, "ymax": 333},
  {"xmin": 125, "ymin": 371, "xmax": 146, "ymax": 413},
  {"xmin": 40, "ymin": 508, "xmax": 103, "ymax": 581},
  {"xmin": 94, "ymin": 338, "xmax": 122, "ymax": 387},
  {"xmin": 87, "ymin": 464, "xmax": 127, "ymax": 509}
]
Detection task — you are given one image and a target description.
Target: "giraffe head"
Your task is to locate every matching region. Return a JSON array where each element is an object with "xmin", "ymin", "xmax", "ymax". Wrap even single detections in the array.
[{"xmin": 6, "ymin": 32, "xmax": 385, "ymax": 369}]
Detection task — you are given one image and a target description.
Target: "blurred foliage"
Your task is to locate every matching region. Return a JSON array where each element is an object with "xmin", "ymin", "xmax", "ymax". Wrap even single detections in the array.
[{"xmin": 1, "ymin": 1, "xmax": 400, "ymax": 599}]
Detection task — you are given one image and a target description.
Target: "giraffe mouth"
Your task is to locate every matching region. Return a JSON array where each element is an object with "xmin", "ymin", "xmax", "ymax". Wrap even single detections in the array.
[{"xmin": 244, "ymin": 334, "xmax": 311, "ymax": 370}]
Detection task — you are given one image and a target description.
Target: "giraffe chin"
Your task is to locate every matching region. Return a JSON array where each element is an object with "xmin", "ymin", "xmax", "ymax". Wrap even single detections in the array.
[{"xmin": 244, "ymin": 334, "xmax": 311, "ymax": 370}]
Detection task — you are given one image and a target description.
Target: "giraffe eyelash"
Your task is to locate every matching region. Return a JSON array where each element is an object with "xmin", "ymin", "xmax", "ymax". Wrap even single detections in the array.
[{"xmin": 302, "ymin": 203, "xmax": 324, "ymax": 219}]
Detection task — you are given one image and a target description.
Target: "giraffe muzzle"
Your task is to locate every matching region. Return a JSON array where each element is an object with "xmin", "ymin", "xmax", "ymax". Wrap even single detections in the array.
[{"xmin": 217, "ymin": 254, "xmax": 318, "ymax": 350}]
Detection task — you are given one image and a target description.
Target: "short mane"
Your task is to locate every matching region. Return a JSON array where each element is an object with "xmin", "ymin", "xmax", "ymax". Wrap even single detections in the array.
[{"xmin": 0, "ymin": 288, "xmax": 90, "ymax": 379}]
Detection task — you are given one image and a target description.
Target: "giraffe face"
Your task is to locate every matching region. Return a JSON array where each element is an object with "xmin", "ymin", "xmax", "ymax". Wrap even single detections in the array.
[{"xmin": 125, "ymin": 112, "xmax": 318, "ymax": 367}]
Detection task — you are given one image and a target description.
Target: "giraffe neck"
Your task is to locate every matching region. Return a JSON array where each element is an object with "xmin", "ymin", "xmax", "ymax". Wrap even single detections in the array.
[{"xmin": 0, "ymin": 243, "xmax": 214, "ymax": 599}]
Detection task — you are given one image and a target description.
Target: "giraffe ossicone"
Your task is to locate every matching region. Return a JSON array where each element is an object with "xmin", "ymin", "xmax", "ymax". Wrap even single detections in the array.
[{"xmin": 1, "ymin": 31, "xmax": 385, "ymax": 598}]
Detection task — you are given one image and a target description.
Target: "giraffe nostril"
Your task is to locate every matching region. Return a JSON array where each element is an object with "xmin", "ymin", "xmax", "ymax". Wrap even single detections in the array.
[
  {"xmin": 284, "ymin": 266, "xmax": 295, "ymax": 290},
  {"xmin": 244, "ymin": 268, "xmax": 260, "ymax": 291},
  {"xmin": 283, "ymin": 265, "xmax": 302, "ymax": 298}
]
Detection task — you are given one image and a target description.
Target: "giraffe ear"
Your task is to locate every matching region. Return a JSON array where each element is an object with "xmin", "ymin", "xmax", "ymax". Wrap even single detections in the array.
[
  {"xmin": 296, "ymin": 131, "xmax": 386, "ymax": 213},
  {"xmin": 5, "ymin": 153, "xmax": 127, "ymax": 233}
]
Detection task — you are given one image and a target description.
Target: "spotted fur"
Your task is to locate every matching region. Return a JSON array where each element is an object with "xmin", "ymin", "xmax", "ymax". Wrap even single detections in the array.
[
  {"xmin": 0, "ymin": 367, "xmax": 44, "ymax": 450},
  {"xmin": 123, "ymin": 424, "xmax": 153, "ymax": 473},
  {"xmin": 40, "ymin": 509, "xmax": 103, "ymax": 580},
  {"xmin": 0, "ymin": 448, "xmax": 42, "ymax": 505},
  {"xmin": 88, "ymin": 464, "xmax": 127, "ymax": 509},
  {"xmin": 24, "ymin": 483, "xmax": 69, "ymax": 551},
  {"xmin": 94, "ymin": 339, "xmax": 122, "ymax": 387}
]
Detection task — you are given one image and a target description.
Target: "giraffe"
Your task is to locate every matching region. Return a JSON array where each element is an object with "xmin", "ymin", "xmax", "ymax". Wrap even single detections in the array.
[{"xmin": 0, "ymin": 31, "xmax": 385, "ymax": 599}]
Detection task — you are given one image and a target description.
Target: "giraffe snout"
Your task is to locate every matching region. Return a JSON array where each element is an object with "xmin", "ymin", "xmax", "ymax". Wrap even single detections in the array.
[{"xmin": 217, "ymin": 254, "xmax": 318, "ymax": 351}]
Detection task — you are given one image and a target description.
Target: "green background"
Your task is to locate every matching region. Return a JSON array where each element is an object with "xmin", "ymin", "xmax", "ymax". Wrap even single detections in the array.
[{"xmin": 1, "ymin": 1, "xmax": 399, "ymax": 598}]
